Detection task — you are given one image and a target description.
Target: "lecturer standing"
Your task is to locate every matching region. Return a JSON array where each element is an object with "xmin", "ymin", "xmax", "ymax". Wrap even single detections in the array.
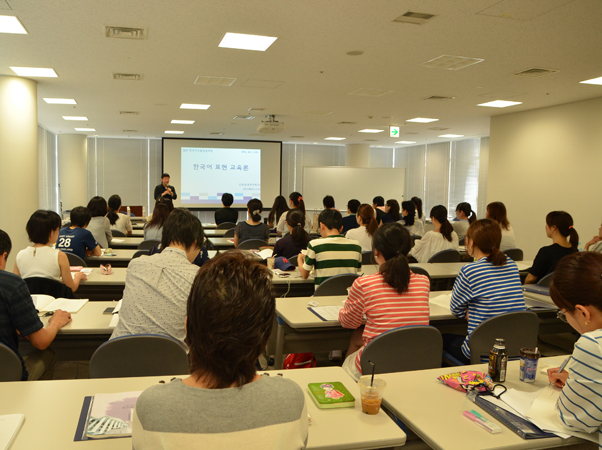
[{"xmin": 154, "ymin": 173, "xmax": 177, "ymax": 204}]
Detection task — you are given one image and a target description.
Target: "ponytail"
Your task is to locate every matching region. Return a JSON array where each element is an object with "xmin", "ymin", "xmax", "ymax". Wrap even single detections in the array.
[
  {"xmin": 457, "ymin": 202, "xmax": 476, "ymax": 224},
  {"xmin": 290, "ymin": 192, "xmax": 306, "ymax": 215},
  {"xmin": 468, "ymin": 210, "xmax": 476, "ymax": 224},
  {"xmin": 411, "ymin": 197, "xmax": 423, "ymax": 220},
  {"xmin": 466, "ymin": 219, "xmax": 506, "ymax": 266},
  {"xmin": 286, "ymin": 209, "xmax": 309, "ymax": 248},
  {"xmin": 401, "ymin": 201, "xmax": 416, "ymax": 226},
  {"xmin": 568, "ymin": 227, "xmax": 579, "ymax": 250},
  {"xmin": 107, "ymin": 194, "xmax": 121, "ymax": 226},
  {"xmin": 247, "ymin": 198, "xmax": 263, "ymax": 222},
  {"xmin": 373, "ymin": 223, "xmax": 412, "ymax": 294},
  {"xmin": 546, "ymin": 211, "xmax": 579, "ymax": 250},
  {"xmin": 431, "ymin": 205, "xmax": 453, "ymax": 242},
  {"xmin": 357, "ymin": 204, "xmax": 378, "ymax": 237},
  {"xmin": 487, "ymin": 248, "xmax": 507, "ymax": 266}
]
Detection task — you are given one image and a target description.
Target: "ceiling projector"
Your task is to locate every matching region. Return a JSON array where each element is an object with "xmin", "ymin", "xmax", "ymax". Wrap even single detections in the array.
[{"xmin": 257, "ymin": 115, "xmax": 284, "ymax": 134}]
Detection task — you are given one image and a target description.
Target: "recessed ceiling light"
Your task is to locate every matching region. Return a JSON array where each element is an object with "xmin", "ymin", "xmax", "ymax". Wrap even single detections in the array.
[
  {"xmin": 439, "ymin": 134, "xmax": 464, "ymax": 138},
  {"xmin": 218, "ymin": 32, "xmax": 277, "ymax": 51},
  {"xmin": 74, "ymin": 128, "xmax": 95, "ymax": 132},
  {"xmin": 478, "ymin": 100, "xmax": 523, "ymax": 108},
  {"xmin": 171, "ymin": 120, "xmax": 195, "ymax": 124},
  {"xmin": 325, "ymin": 137, "xmax": 346, "ymax": 140},
  {"xmin": 0, "ymin": 15, "xmax": 27, "ymax": 34},
  {"xmin": 62, "ymin": 116, "xmax": 88, "ymax": 121},
  {"xmin": 580, "ymin": 76, "xmax": 602, "ymax": 85},
  {"xmin": 407, "ymin": 118, "xmax": 438, "ymax": 123},
  {"xmin": 43, "ymin": 98, "xmax": 77, "ymax": 105},
  {"xmin": 358, "ymin": 129, "xmax": 384, "ymax": 133},
  {"xmin": 10, "ymin": 67, "xmax": 57, "ymax": 77},
  {"xmin": 180, "ymin": 103, "xmax": 210, "ymax": 110},
  {"xmin": 165, "ymin": 130, "xmax": 184, "ymax": 134},
  {"xmin": 396, "ymin": 141, "xmax": 417, "ymax": 144}
]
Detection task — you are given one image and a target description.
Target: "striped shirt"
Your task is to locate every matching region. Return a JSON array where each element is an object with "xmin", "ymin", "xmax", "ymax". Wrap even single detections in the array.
[
  {"xmin": 339, "ymin": 271, "xmax": 430, "ymax": 373},
  {"xmin": 302, "ymin": 235, "xmax": 362, "ymax": 285},
  {"xmin": 557, "ymin": 329, "xmax": 602, "ymax": 448},
  {"xmin": 450, "ymin": 256, "xmax": 526, "ymax": 359}
]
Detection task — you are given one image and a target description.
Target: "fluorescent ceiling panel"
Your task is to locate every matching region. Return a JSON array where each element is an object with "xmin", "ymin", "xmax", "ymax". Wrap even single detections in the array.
[
  {"xmin": 358, "ymin": 129, "xmax": 384, "ymax": 133},
  {"xmin": 439, "ymin": 134, "xmax": 464, "ymax": 138},
  {"xmin": 396, "ymin": 141, "xmax": 416, "ymax": 144},
  {"xmin": 74, "ymin": 128, "xmax": 95, "ymax": 131},
  {"xmin": 43, "ymin": 98, "xmax": 77, "ymax": 104},
  {"xmin": 165, "ymin": 130, "xmax": 184, "ymax": 134},
  {"xmin": 218, "ymin": 32, "xmax": 277, "ymax": 51},
  {"xmin": 11, "ymin": 67, "xmax": 57, "ymax": 77},
  {"xmin": 171, "ymin": 120, "xmax": 195, "ymax": 124},
  {"xmin": 0, "ymin": 15, "xmax": 27, "ymax": 34},
  {"xmin": 407, "ymin": 118, "xmax": 438, "ymax": 123},
  {"xmin": 478, "ymin": 100, "xmax": 522, "ymax": 108},
  {"xmin": 180, "ymin": 103, "xmax": 210, "ymax": 110},
  {"xmin": 62, "ymin": 116, "xmax": 88, "ymax": 121},
  {"xmin": 580, "ymin": 76, "xmax": 602, "ymax": 85},
  {"xmin": 325, "ymin": 137, "xmax": 346, "ymax": 140}
]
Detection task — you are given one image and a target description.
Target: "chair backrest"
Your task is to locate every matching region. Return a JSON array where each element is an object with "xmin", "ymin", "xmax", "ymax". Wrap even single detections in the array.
[
  {"xmin": 132, "ymin": 249, "xmax": 149, "ymax": 259},
  {"xmin": 24, "ymin": 277, "xmax": 74, "ymax": 299},
  {"xmin": 361, "ymin": 251, "xmax": 373, "ymax": 265},
  {"xmin": 237, "ymin": 239, "xmax": 269, "ymax": 250},
  {"xmin": 289, "ymin": 254, "xmax": 299, "ymax": 267},
  {"xmin": 411, "ymin": 234, "xmax": 421, "ymax": 241},
  {"xmin": 89, "ymin": 334, "xmax": 189, "ymax": 378},
  {"xmin": 314, "ymin": 273, "xmax": 360, "ymax": 297},
  {"xmin": 223, "ymin": 228, "xmax": 235, "ymax": 238},
  {"xmin": 216, "ymin": 222, "xmax": 237, "ymax": 230},
  {"xmin": 66, "ymin": 252, "xmax": 87, "ymax": 267},
  {"xmin": 459, "ymin": 238, "xmax": 466, "ymax": 246},
  {"xmin": 537, "ymin": 272, "xmax": 554, "ymax": 287},
  {"xmin": 138, "ymin": 239, "xmax": 161, "ymax": 250},
  {"xmin": 468, "ymin": 311, "xmax": 539, "ymax": 364},
  {"xmin": 360, "ymin": 326, "xmax": 442, "ymax": 375},
  {"xmin": 428, "ymin": 249, "xmax": 462, "ymax": 263},
  {"xmin": 0, "ymin": 343, "xmax": 23, "ymax": 382},
  {"xmin": 111, "ymin": 229, "xmax": 126, "ymax": 237},
  {"xmin": 503, "ymin": 248, "xmax": 524, "ymax": 261},
  {"xmin": 410, "ymin": 266, "xmax": 431, "ymax": 284}
]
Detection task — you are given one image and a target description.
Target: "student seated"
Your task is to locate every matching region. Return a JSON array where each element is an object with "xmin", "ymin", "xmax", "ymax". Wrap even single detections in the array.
[
  {"xmin": 106, "ymin": 194, "xmax": 133, "ymax": 235},
  {"xmin": 444, "ymin": 219, "xmax": 526, "ymax": 364},
  {"xmin": 14, "ymin": 210, "xmax": 87, "ymax": 293},
  {"xmin": 411, "ymin": 196, "xmax": 424, "ymax": 225},
  {"xmin": 132, "ymin": 251, "xmax": 308, "ymax": 449},
  {"xmin": 86, "ymin": 196, "xmax": 112, "ymax": 248},
  {"xmin": 345, "ymin": 203, "xmax": 378, "ymax": 252},
  {"xmin": 110, "ymin": 209, "xmax": 204, "ymax": 349},
  {"xmin": 372, "ymin": 196, "xmax": 386, "ymax": 223},
  {"xmin": 451, "ymin": 202, "xmax": 476, "ymax": 240},
  {"xmin": 277, "ymin": 192, "xmax": 312, "ymax": 235},
  {"xmin": 486, "ymin": 201, "xmax": 516, "ymax": 251},
  {"xmin": 0, "ymin": 229, "xmax": 72, "ymax": 380},
  {"xmin": 297, "ymin": 209, "xmax": 362, "ymax": 286},
  {"xmin": 547, "ymin": 252, "xmax": 602, "ymax": 447},
  {"xmin": 340, "ymin": 223, "xmax": 430, "ymax": 379},
  {"xmin": 214, "ymin": 193, "xmax": 238, "ymax": 225},
  {"xmin": 56, "ymin": 206, "xmax": 102, "ymax": 261},
  {"xmin": 341, "ymin": 199, "xmax": 360, "ymax": 234},
  {"xmin": 380, "ymin": 199, "xmax": 401, "ymax": 224},
  {"xmin": 272, "ymin": 209, "xmax": 310, "ymax": 259},
  {"xmin": 525, "ymin": 211, "xmax": 578, "ymax": 284},
  {"xmin": 400, "ymin": 201, "xmax": 424, "ymax": 237},
  {"xmin": 323, "ymin": 195, "xmax": 336, "ymax": 210},
  {"xmin": 234, "ymin": 198, "xmax": 270, "ymax": 247},
  {"xmin": 408, "ymin": 205, "xmax": 459, "ymax": 263},
  {"xmin": 143, "ymin": 202, "xmax": 170, "ymax": 241},
  {"xmin": 583, "ymin": 219, "xmax": 602, "ymax": 253},
  {"xmin": 267, "ymin": 195, "xmax": 289, "ymax": 229}
]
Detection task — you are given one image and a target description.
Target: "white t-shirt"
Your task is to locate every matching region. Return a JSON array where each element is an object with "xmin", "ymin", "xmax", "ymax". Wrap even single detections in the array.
[
  {"xmin": 16, "ymin": 246, "xmax": 61, "ymax": 281},
  {"xmin": 452, "ymin": 220, "xmax": 470, "ymax": 240},
  {"xmin": 345, "ymin": 226, "xmax": 373, "ymax": 252},
  {"xmin": 109, "ymin": 212, "xmax": 133, "ymax": 235},
  {"xmin": 500, "ymin": 225, "xmax": 516, "ymax": 251},
  {"xmin": 408, "ymin": 230, "xmax": 459, "ymax": 263},
  {"xmin": 276, "ymin": 210, "xmax": 313, "ymax": 235}
]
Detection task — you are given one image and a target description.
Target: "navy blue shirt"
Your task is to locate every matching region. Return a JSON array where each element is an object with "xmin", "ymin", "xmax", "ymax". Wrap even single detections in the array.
[
  {"xmin": 56, "ymin": 227, "xmax": 98, "ymax": 260},
  {"xmin": 341, "ymin": 214, "xmax": 360, "ymax": 234},
  {"xmin": 0, "ymin": 271, "xmax": 44, "ymax": 380}
]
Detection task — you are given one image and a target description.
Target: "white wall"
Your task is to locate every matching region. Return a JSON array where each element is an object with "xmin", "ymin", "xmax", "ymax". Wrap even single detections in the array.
[
  {"xmin": 488, "ymin": 96, "xmax": 602, "ymax": 260},
  {"xmin": 58, "ymin": 134, "xmax": 88, "ymax": 211}
]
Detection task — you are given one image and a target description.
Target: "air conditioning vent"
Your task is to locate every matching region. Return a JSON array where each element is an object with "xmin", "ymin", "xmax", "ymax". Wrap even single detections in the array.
[
  {"xmin": 123, "ymin": 129, "xmax": 137, "ymax": 132},
  {"xmin": 348, "ymin": 88, "xmax": 393, "ymax": 97},
  {"xmin": 514, "ymin": 68, "xmax": 559, "ymax": 78},
  {"xmin": 428, "ymin": 127, "xmax": 450, "ymax": 131},
  {"xmin": 210, "ymin": 132, "xmax": 224, "ymax": 136},
  {"xmin": 233, "ymin": 115, "xmax": 255, "ymax": 120},
  {"xmin": 393, "ymin": 11, "xmax": 436, "ymax": 25},
  {"xmin": 363, "ymin": 139, "xmax": 378, "ymax": 142},
  {"xmin": 338, "ymin": 121, "xmax": 357, "ymax": 125},
  {"xmin": 105, "ymin": 27, "xmax": 147, "ymax": 40},
  {"xmin": 113, "ymin": 73, "xmax": 143, "ymax": 81},
  {"xmin": 120, "ymin": 111, "xmax": 140, "ymax": 115},
  {"xmin": 422, "ymin": 55, "xmax": 484, "ymax": 71},
  {"xmin": 423, "ymin": 95, "xmax": 455, "ymax": 101},
  {"xmin": 290, "ymin": 136, "xmax": 304, "ymax": 138},
  {"xmin": 194, "ymin": 76, "xmax": 237, "ymax": 86}
]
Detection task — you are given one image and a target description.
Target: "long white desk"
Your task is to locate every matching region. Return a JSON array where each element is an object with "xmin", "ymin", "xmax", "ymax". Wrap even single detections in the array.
[
  {"xmin": 0, "ymin": 367, "xmax": 406, "ymax": 450},
  {"xmin": 379, "ymin": 358, "xmax": 583, "ymax": 450},
  {"xmin": 109, "ymin": 237, "xmax": 144, "ymax": 249},
  {"xmin": 86, "ymin": 249, "xmax": 138, "ymax": 267}
]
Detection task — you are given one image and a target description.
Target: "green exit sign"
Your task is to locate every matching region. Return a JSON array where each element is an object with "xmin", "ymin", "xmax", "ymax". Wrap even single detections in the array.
[{"xmin": 389, "ymin": 126, "xmax": 400, "ymax": 138}]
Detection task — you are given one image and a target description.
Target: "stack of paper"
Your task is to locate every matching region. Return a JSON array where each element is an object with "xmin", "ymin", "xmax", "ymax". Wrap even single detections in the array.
[
  {"xmin": 430, "ymin": 293, "xmax": 452, "ymax": 309},
  {"xmin": 38, "ymin": 298, "xmax": 89, "ymax": 313},
  {"xmin": 86, "ymin": 391, "xmax": 142, "ymax": 439}
]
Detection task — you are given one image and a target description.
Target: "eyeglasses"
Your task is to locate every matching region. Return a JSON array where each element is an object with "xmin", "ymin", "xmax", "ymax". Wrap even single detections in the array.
[{"xmin": 557, "ymin": 310, "xmax": 568, "ymax": 323}]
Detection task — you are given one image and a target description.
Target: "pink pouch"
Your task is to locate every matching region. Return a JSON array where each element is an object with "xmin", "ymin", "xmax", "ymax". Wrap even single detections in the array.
[
  {"xmin": 100, "ymin": 264, "xmax": 112, "ymax": 275},
  {"xmin": 437, "ymin": 371, "xmax": 493, "ymax": 393}
]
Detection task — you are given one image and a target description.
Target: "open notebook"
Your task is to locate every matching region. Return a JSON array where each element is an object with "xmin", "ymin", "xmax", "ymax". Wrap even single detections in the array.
[{"xmin": 31, "ymin": 295, "xmax": 88, "ymax": 313}]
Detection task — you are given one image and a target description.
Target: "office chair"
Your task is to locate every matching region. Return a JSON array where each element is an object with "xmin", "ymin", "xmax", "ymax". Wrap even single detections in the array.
[
  {"xmin": 24, "ymin": 277, "xmax": 74, "ymax": 299},
  {"xmin": 0, "ymin": 343, "xmax": 23, "ymax": 382},
  {"xmin": 216, "ymin": 222, "xmax": 236, "ymax": 230},
  {"xmin": 314, "ymin": 273, "xmax": 360, "ymax": 297},
  {"xmin": 237, "ymin": 239, "xmax": 270, "ymax": 250},
  {"xmin": 428, "ymin": 249, "xmax": 462, "ymax": 263},
  {"xmin": 111, "ymin": 230, "xmax": 126, "ymax": 237},
  {"xmin": 138, "ymin": 239, "xmax": 160, "ymax": 250},
  {"xmin": 361, "ymin": 251, "xmax": 373, "ymax": 265},
  {"xmin": 503, "ymin": 248, "xmax": 524, "ymax": 261},
  {"xmin": 132, "ymin": 249, "xmax": 150, "ymax": 259},
  {"xmin": 537, "ymin": 272, "xmax": 555, "ymax": 287},
  {"xmin": 223, "ymin": 228, "xmax": 235, "ymax": 238},
  {"xmin": 66, "ymin": 252, "xmax": 87, "ymax": 267}
]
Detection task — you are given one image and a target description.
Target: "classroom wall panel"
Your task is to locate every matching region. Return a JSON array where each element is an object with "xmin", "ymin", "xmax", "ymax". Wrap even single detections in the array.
[{"xmin": 488, "ymin": 97, "xmax": 602, "ymax": 260}]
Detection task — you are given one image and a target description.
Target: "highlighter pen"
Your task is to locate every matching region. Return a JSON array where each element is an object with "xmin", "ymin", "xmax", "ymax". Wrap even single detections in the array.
[{"xmin": 462, "ymin": 410, "xmax": 502, "ymax": 434}]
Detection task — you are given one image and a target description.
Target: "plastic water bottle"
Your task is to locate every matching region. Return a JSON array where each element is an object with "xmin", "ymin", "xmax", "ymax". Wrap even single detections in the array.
[
  {"xmin": 488, "ymin": 338, "xmax": 508, "ymax": 382},
  {"xmin": 127, "ymin": 206, "xmax": 131, "ymax": 216}
]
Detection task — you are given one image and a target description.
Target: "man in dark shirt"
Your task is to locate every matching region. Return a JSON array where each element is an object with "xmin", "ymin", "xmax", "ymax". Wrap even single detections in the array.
[
  {"xmin": 373, "ymin": 196, "xmax": 386, "ymax": 224},
  {"xmin": 341, "ymin": 199, "xmax": 361, "ymax": 234},
  {"xmin": 154, "ymin": 173, "xmax": 177, "ymax": 204},
  {"xmin": 0, "ymin": 229, "xmax": 71, "ymax": 380},
  {"xmin": 214, "ymin": 193, "xmax": 239, "ymax": 225}
]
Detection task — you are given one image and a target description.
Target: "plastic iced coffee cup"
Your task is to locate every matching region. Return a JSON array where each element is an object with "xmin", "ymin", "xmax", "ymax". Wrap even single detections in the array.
[
  {"xmin": 358, "ymin": 375, "xmax": 386, "ymax": 415},
  {"xmin": 519, "ymin": 347, "xmax": 540, "ymax": 383},
  {"xmin": 267, "ymin": 257, "xmax": 275, "ymax": 269}
]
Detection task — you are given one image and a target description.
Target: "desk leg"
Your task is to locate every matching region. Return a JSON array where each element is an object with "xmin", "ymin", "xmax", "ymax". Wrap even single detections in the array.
[{"xmin": 274, "ymin": 324, "xmax": 285, "ymax": 370}]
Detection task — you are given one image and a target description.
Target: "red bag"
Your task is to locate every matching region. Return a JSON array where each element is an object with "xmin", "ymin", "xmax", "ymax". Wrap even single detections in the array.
[{"xmin": 282, "ymin": 353, "xmax": 317, "ymax": 369}]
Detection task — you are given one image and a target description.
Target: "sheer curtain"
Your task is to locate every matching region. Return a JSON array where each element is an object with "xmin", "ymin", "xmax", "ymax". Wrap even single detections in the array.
[{"xmin": 38, "ymin": 125, "xmax": 60, "ymax": 213}]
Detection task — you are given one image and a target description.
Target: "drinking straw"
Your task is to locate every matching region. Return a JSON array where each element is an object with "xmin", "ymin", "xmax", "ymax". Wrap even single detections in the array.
[{"xmin": 369, "ymin": 360, "xmax": 375, "ymax": 387}]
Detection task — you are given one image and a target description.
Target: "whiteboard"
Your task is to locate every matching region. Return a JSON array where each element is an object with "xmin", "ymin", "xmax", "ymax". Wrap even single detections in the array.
[{"xmin": 302, "ymin": 167, "xmax": 406, "ymax": 212}]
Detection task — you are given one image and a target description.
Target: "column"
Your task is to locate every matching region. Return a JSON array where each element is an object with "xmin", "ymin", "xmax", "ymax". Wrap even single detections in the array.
[
  {"xmin": 57, "ymin": 134, "xmax": 88, "ymax": 211},
  {"xmin": 345, "ymin": 144, "xmax": 370, "ymax": 167},
  {"xmin": 0, "ymin": 76, "xmax": 38, "ymax": 269}
]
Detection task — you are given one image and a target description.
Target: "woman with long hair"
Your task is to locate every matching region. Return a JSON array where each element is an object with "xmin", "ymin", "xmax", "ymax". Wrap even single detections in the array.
[
  {"xmin": 444, "ymin": 219, "xmax": 526, "ymax": 364},
  {"xmin": 400, "ymin": 200, "xmax": 424, "ymax": 237},
  {"xmin": 411, "ymin": 196, "xmax": 424, "ymax": 223},
  {"xmin": 452, "ymin": 202, "xmax": 476, "ymax": 240},
  {"xmin": 267, "ymin": 195, "xmax": 289, "ymax": 229},
  {"xmin": 234, "ymin": 198, "xmax": 270, "ymax": 247},
  {"xmin": 339, "ymin": 223, "xmax": 430, "ymax": 379},
  {"xmin": 381, "ymin": 199, "xmax": 401, "ymax": 223},
  {"xmin": 144, "ymin": 202, "xmax": 171, "ymax": 241},
  {"xmin": 407, "ymin": 205, "xmax": 459, "ymax": 263},
  {"xmin": 86, "ymin": 196, "xmax": 112, "ymax": 248},
  {"xmin": 525, "ymin": 211, "xmax": 579, "ymax": 284},
  {"xmin": 486, "ymin": 201, "xmax": 516, "ymax": 251},
  {"xmin": 276, "ymin": 192, "xmax": 312, "ymax": 235},
  {"xmin": 106, "ymin": 194, "xmax": 133, "ymax": 236},
  {"xmin": 345, "ymin": 204, "xmax": 378, "ymax": 252},
  {"xmin": 272, "ymin": 209, "xmax": 311, "ymax": 259}
]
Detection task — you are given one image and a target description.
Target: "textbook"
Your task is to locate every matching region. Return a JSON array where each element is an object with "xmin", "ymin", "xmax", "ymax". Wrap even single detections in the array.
[
  {"xmin": 0, "ymin": 414, "xmax": 24, "ymax": 450},
  {"xmin": 308, "ymin": 382, "xmax": 355, "ymax": 409}
]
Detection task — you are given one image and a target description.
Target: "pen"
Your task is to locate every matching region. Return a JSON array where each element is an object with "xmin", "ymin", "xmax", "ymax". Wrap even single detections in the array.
[{"xmin": 549, "ymin": 356, "xmax": 571, "ymax": 386}]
